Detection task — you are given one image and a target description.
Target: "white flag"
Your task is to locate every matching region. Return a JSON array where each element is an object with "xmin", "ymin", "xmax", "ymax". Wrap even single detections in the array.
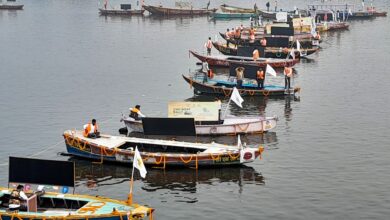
[
  {"xmin": 289, "ymin": 48, "xmax": 295, "ymax": 60},
  {"xmin": 296, "ymin": 40, "xmax": 301, "ymax": 52},
  {"xmin": 266, "ymin": 64, "xmax": 277, "ymax": 77},
  {"xmin": 133, "ymin": 146, "xmax": 147, "ymax": 178},
  {"xmin": 230, "ymin": 87, "xmax": 244, "ymax": 108}
]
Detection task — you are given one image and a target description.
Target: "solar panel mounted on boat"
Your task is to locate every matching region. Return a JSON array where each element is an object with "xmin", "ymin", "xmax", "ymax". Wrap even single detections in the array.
[
  {"xmin": 9, "ymin": 157, "xmax": 75, "ymax": 187},
  {"xmin": 142, "ymin": 117, "xmax": 196, "ymax": 136}
]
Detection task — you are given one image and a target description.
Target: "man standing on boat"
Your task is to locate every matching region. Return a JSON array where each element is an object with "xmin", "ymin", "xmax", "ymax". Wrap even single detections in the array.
[
  {"xmin": 130, "ymin": 105, "xmax": 145, "ymax": 121},
  {"xmin": 274, "ymin": 0, "xmax": 278, "ymax": 12},
  {"xmin": 235, "ymin": 67, "xmax": 245, "ymax": 88},
  {"xmin": 205, "ymin": 37, "xmax": 212, "ymax": 55},
  {"xmin": 256, "ymin": 68, "xmax": 265, "ymax": 89},
  {"xmin": 284, "ymin": 67, "xmax": 293, "ymax": 89},
  {"xmin": 9, "ymin": 185, "xmax": 28, "ymax": 211},
  {"xmin": 83, "ymin": 119, "xmax": 100, "ymax": 138},
  {"xmin": 266, "ymin": 2, "xmax": 270, "ymax": 12}
]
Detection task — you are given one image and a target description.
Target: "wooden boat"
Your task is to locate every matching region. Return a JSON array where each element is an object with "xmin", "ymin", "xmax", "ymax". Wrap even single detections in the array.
[
  {"xmin": 367, "ymin": 7, "xmax": 387, "ymax": 17},
  {"xmin": 212, "ymin": 41, "xmax": 319, "ymax": 58},
  {"xmin": 189, "ymin": 50, "xmax": 299, "ymax": 68},
  {"xmin": 220, "ymin": 32, "xmax": 319, "ymax": 48},
  {"xmin": 220, "ymin": 4, "xmax": 255, "ymax": 13},
  {"xmin": 182, "ymin": 74, "xmax": 300, "ymax": 97},
  {"xmin": 0, "ymin": 187, "xmax": 153, "ymax": 220},
  {"xmin": 0, "ymin": 4, "xmax": 23, "ymax": 10},
  {"xmin": 211, "ymin": 12, "xmax": 256, "ymax": 19},
  {"xmin": 63, "ymin": 130, "xmax": 264, "ymax": 167},
  {"xmin": 316, "ymin": 21, "xmax": 349, "ymax": 31},
  {"xmin": 99, "ymin": 8, "xmax": 145, "ymax": 16},
  {"xmin": 122, "ymin": 115, "xmax": 277, "ymax": 135},
  {"xmin": 258, "ymin": 10, "xmax": 277, "ymax": 19},
  {"xmin": 142, "ymin": 5, "xmax": 217, "ymax": 16},
  {"xmin": 0, "ymin": 157, "xmax": 154, "ymax": 220}
]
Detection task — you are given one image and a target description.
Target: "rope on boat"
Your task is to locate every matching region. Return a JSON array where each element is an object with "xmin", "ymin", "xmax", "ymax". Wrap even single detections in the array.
[{"xmin": 0, "ymin": 140, "xmax": 63, "ymax": 167}]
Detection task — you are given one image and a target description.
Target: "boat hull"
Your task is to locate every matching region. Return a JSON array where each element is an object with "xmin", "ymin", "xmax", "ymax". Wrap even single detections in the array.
[
  {"xmin": 122, "ymin": 116, "xmax": 277, "ymax": 135},
  {"xmin": 212, "ymin": 41, "xmax": 319, "ymax": 58},
  {"xmin": 63, "ymin": 131, "xmax": 263, "ymax": 168},
  {"xmin": 99, "ymin": 8, "xmax": 145, "ymax": 16},
  {"xmin": 190, "ymin": 50, "xmax": 299, "ymax": 68},
  {"xmin": 211, "ymin": 12, "xmax": 255, "ymax": 19},
  {"xmin": 220, "ymin": 5, "xmax": 255, "ymax": 13},
  {"xmin": 143, "ymin": 5, "xmax": 217, "ymax": 16},
  {"xmin": 182, "ymin": 74, "xmax": 300, "ymax": 97}
]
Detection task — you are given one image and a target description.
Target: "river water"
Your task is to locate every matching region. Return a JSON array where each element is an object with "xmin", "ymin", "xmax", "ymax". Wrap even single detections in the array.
[{"xmin": 1, "ymin": 0, "xmax": 390, "ymax": 219}]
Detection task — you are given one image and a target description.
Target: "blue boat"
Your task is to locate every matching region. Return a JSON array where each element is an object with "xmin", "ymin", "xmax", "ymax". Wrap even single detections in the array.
[{"xmin": 0, "ymin": 157, "xmax": 154, "ymax": 220}]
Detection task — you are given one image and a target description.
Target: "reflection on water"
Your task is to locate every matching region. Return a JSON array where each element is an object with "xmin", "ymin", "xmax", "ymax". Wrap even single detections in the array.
[{"xmin": 72, "ymin": 158, "xmax": 264, "ymax": 203}]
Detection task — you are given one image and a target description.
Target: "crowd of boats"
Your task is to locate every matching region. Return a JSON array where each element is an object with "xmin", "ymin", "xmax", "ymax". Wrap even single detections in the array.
[{"xmin": 1, "ymin": 1, "xmax": 387, "ymax": 220}]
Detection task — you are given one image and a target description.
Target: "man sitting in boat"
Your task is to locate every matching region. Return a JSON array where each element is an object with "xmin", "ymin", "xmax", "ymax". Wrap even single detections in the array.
[
  {"xmin": 8, "ymin": 185, "xmax": 28, "ymax": 211},
  {"xmin": 83, "ymin": 119, "xmax": 100, "ymax": 138},
  {"xmin": 129, "ymin": 105, "xmax": 145, "ymax": 121}
]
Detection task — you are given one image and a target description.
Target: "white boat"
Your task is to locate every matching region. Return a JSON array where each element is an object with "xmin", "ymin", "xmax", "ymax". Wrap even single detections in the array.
[{"xmin": 122, "ymin": 115, "xmax": 277, "ymax": 135}]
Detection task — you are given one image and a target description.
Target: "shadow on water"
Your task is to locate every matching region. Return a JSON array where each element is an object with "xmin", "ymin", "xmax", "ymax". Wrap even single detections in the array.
[{"xmin": 71, "ymin": 158, "xmax": 264, "ymax": 195}]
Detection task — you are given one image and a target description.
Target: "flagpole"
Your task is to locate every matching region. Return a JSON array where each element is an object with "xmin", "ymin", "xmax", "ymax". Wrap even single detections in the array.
[
  {"xmin": 128, "ymin": 154, "xmax": 136, "ymax": 205},
  {"xmin": 222, "ymin": 98, "xmax": 232, "ymax": 119}
]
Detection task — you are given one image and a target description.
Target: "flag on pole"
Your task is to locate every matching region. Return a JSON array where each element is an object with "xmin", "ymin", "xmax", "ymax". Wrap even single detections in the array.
[
  {"xmin": 230, "ymin": 87, "xmax": 244, "ymax": 108},
  {"xmin": 296, "ymin": 40, "xmax": 301, "ymax": 52},
  {"xmin": 133, "ymin": 146, "xmax": 147, "ymax": 178},
  {"xmin": 289, "ymin": 48, "xmax": 295, "ymax": 60},
  {"xmin": 238, "ymin": 135, "xmax": 244, "ymax": 163},
  {"xmin": 266, "ymin": 64, "xmax": 277, "ymax": 77}
]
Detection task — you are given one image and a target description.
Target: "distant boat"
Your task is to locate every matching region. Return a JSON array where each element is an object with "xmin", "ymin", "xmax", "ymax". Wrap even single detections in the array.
[
  {"xmin": 220, "ymin": 4, "xmax": 255, "ymax": 13},
  {"xmin": 212, "ymin": 41, "xmax": 319, "ymax": 58},
  {"xmin": 189, "ymin": 50, "xmax": 299, "ymax": 68},
  {"xmin": 211, "ymin": 12, "xmax": 256, "ymax": 19},
  {"xmin": 0, "ymin": 3, "xmax": 23, "ymax": 10},
  {"xmin": 99, "ymin": 7, "xmax": 145, "ymax": 16},
  {"xmin": 182, "ymin": 74, "xmax": 300, "ymax": 97},
  {"xmin": 143, "ymin": 4, "xmax": 217, "ymax": 16},
  {"xmin": 99, "ymin": 1, "xmax": 144, "ymax": 16}
]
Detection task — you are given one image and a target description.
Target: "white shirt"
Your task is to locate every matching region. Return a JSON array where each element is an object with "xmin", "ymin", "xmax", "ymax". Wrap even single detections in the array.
[
  {"xmin": 83, "ymin": 124, "xmax": 95, "ymax": 134},
  {"xmin": 19, "ymin": 191, "xmax": 28, "ymax": 200}
]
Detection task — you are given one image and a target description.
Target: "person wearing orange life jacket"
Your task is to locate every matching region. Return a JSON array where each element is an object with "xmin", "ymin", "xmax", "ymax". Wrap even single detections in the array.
[
  {"xmin": 83, "ymin": 119, "xmax": 100, "ymax": 138},
  {"xmin": 260, "ymin": 38, "xmax": 267, "ymax": 47},
  {"xmin": 256, "ymin": 68, "xmax": 265, "ymax": 89},
  {"xmin": 205, "ymin": 37, "xmax": 212, "ymax": 55},
  {"xmin": 129, "ymin": 105, "xmax": 145, "ymax": 121},
  {"xmin": 234, "ymin": 28, "xmax": 241, "ymax": 40},
  {"xmin": 284, "ymin": 67, "xmax": 293, "ymax": 89},
  {"xmin": 252, "ymin": 49, "xmax": 260, "ymax": 60},
  {"xmin": 9, "ymin": 185, "xmax": 28, "ymax": 211},
  {"xmin": 249, "ymin": 28, "xmax": 255, "ymax": 42}
]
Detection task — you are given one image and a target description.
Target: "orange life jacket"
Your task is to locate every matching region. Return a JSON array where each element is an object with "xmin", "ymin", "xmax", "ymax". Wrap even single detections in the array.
[
  {"xmin": 257, "ymin": 70, "xmax": 264, "ymax": 80},
  {"xmin": 235, "ymin": 29, "xmax": 241, "ymax": 38},
  {"xmin": 207, "ymin": 69, "xmax": 214, "ymax": 78},
  {"xmin": 284, "ymin": 67, "xmax": 293, "ymax": 77},
  {"xmin": 84, "ymin": 123, "xmax": 98, "ymax": 137}
]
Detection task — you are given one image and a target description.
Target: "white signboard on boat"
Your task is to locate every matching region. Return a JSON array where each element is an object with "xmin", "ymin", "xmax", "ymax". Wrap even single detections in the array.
[{"xmin": 168, "ymin": 101, "xmax": 221, "ymax": 121}]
